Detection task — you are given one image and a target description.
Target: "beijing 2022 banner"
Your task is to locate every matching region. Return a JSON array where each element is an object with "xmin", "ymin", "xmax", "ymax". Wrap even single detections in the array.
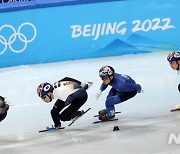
[{"xmin": 0, "ymin": 0, "xmax": 180, "ymax": 67}]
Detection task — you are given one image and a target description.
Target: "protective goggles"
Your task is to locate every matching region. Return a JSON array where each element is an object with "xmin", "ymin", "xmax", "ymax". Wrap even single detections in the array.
[{"xmin": 100, "ymin": 76, "xmax": 109, "ymax": 80}]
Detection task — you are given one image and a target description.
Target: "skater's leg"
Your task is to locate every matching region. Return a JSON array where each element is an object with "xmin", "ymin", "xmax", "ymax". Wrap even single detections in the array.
[
  {"xmin": 105, "ymin": 90, "xmax": 137, "ymax": 117},
  {"xmin": 60, "ymin": 92, "xmax": 87, "ymax": 121},
  {"xmin": 116, "ymin": 91, "xmax": 137, "ymax": 102},
  {"xmin": 50, "ymin": 99, "xmax": 65, "ymax": 127},
  {"xmin": 103, "ymin": 88, "xmax": 120, "ymax": 117},
  {"xmin": 105, "ymin": 95, "xmax": 120, "ymax": 117}
]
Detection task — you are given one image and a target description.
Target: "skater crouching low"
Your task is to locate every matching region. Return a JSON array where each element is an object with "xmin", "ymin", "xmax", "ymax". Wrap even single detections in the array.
[
  {"xmin": 37, "ymin": 77, "xmax": 92, "ymax": 129},
  {"xmin": 96, "ymin": 65, "xmax": 143, "ymax": 121}
]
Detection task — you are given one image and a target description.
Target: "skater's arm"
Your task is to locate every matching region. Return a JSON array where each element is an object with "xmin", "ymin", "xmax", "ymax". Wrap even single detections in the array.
[
  {"xmin": 100, "ymin": 83, "xmax": 108, "ymax": 91},
  {"xmin": 95, "ymin": 84, "xmax": 107, "ymax": 100},
  {"xmin": 65, "ymin": 84, "xmax": 88, "ymax": 104}
]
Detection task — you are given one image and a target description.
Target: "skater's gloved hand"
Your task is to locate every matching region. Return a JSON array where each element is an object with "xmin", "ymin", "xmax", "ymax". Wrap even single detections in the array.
[
  {"xmin": 86, "ymin": 82, "xmax": 93, "ymax": 89},
  {"xmin": 96, "ymin": 90, "xmax": 102, "ymax": 100},
  {"xmin": 81, "ymin": 82, "xmax": 93, "ymax": 89}
]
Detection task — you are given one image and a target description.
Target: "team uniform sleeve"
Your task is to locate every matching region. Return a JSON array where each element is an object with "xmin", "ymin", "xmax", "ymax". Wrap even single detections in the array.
[
  {"xmin": 100, "ymin": 83, "xmax": 108, "ymax": 91},
  {"xmin": 65, "ymin": 84, "xmax": 88, "ymax": 105}
]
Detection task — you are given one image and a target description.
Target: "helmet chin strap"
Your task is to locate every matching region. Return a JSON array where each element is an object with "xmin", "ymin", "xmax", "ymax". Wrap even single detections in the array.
[
  {"xmin": 108, "ymin": 75, "xmax": 114, "ymax": 84},
  {"xmin": 47, "ymin": 93, "xmax": 52, "ymax": 102},
  {"xmin": 177, "ymin": 65, "xmax": 180, "ymax": 71}
]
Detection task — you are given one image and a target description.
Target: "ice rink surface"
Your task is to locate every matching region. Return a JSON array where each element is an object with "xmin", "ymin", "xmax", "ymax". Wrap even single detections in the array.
[{"xmin": 0, "ymin": 52, "xmax": 180, "ymax": 154}]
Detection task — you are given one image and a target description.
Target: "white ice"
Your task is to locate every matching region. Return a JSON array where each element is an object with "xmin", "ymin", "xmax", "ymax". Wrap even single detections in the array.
[{"xmin": 0, "ymin": 52, "xmax": 180, "ymax": 154}]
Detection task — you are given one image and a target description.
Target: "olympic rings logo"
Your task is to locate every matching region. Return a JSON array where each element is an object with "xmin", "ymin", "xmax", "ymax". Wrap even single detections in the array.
[{"xmin": 0, "ymin": 22, "xmax": 37, "ymax": 55}]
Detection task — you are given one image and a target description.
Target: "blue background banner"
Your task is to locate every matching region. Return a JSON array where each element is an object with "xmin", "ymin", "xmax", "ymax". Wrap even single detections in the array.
[
  {"xmin": 0, "ymin": 0, "xmax": 125, "ymax": 12},
  {"xmin": 0, "ymin": 0, "xmax": 30, "ymax": 3},
  {"xmin": 0, "ymin": 0, "xmax": 180, "ymax": 67}
]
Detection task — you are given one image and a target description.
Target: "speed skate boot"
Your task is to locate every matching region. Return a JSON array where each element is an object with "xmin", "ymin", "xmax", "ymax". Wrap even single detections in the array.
[
  {"xmin": 98, "ymin": 109, "xmax": 107, "ymax": 116},
  {"xmin": 99, "ymin": 113, "xmax": 115, "ymax": 121},
  {"xmin": 76, "ymin": 110, "xmax": 85, "ymax": 117},
  {"xmin": 71, "ymin": 110, "xmax": 85, "ymax": 120},
  {"xmin": 55, "ymin": 123, "xmax": 62, "ymax": 129},
  {"xmin": 46, "ymin": 123, "xmax": 61, "ymax": 130}
]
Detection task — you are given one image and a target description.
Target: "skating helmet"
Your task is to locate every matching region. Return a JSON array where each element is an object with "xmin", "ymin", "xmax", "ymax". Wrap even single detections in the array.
[
  {"xmin": 99, "ymin": 65, "xmax": 115, "ymax": 77},
  {"xmin": 167, "ymin": 51, "xmax": 180, "ymax": 64},
  {"xmin": 37, "ymin": 82, "xmax": 53, "ymax": 98}
]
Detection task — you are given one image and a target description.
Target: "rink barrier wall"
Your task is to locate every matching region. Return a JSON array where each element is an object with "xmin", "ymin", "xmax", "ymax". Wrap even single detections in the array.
[
  {"xmin": 0, "ymin": 0, "xmax": 180, "ymax": 68},
  {"xmin": 0, "ymin": 0, "xmax": 124, "ymax": 13}
]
